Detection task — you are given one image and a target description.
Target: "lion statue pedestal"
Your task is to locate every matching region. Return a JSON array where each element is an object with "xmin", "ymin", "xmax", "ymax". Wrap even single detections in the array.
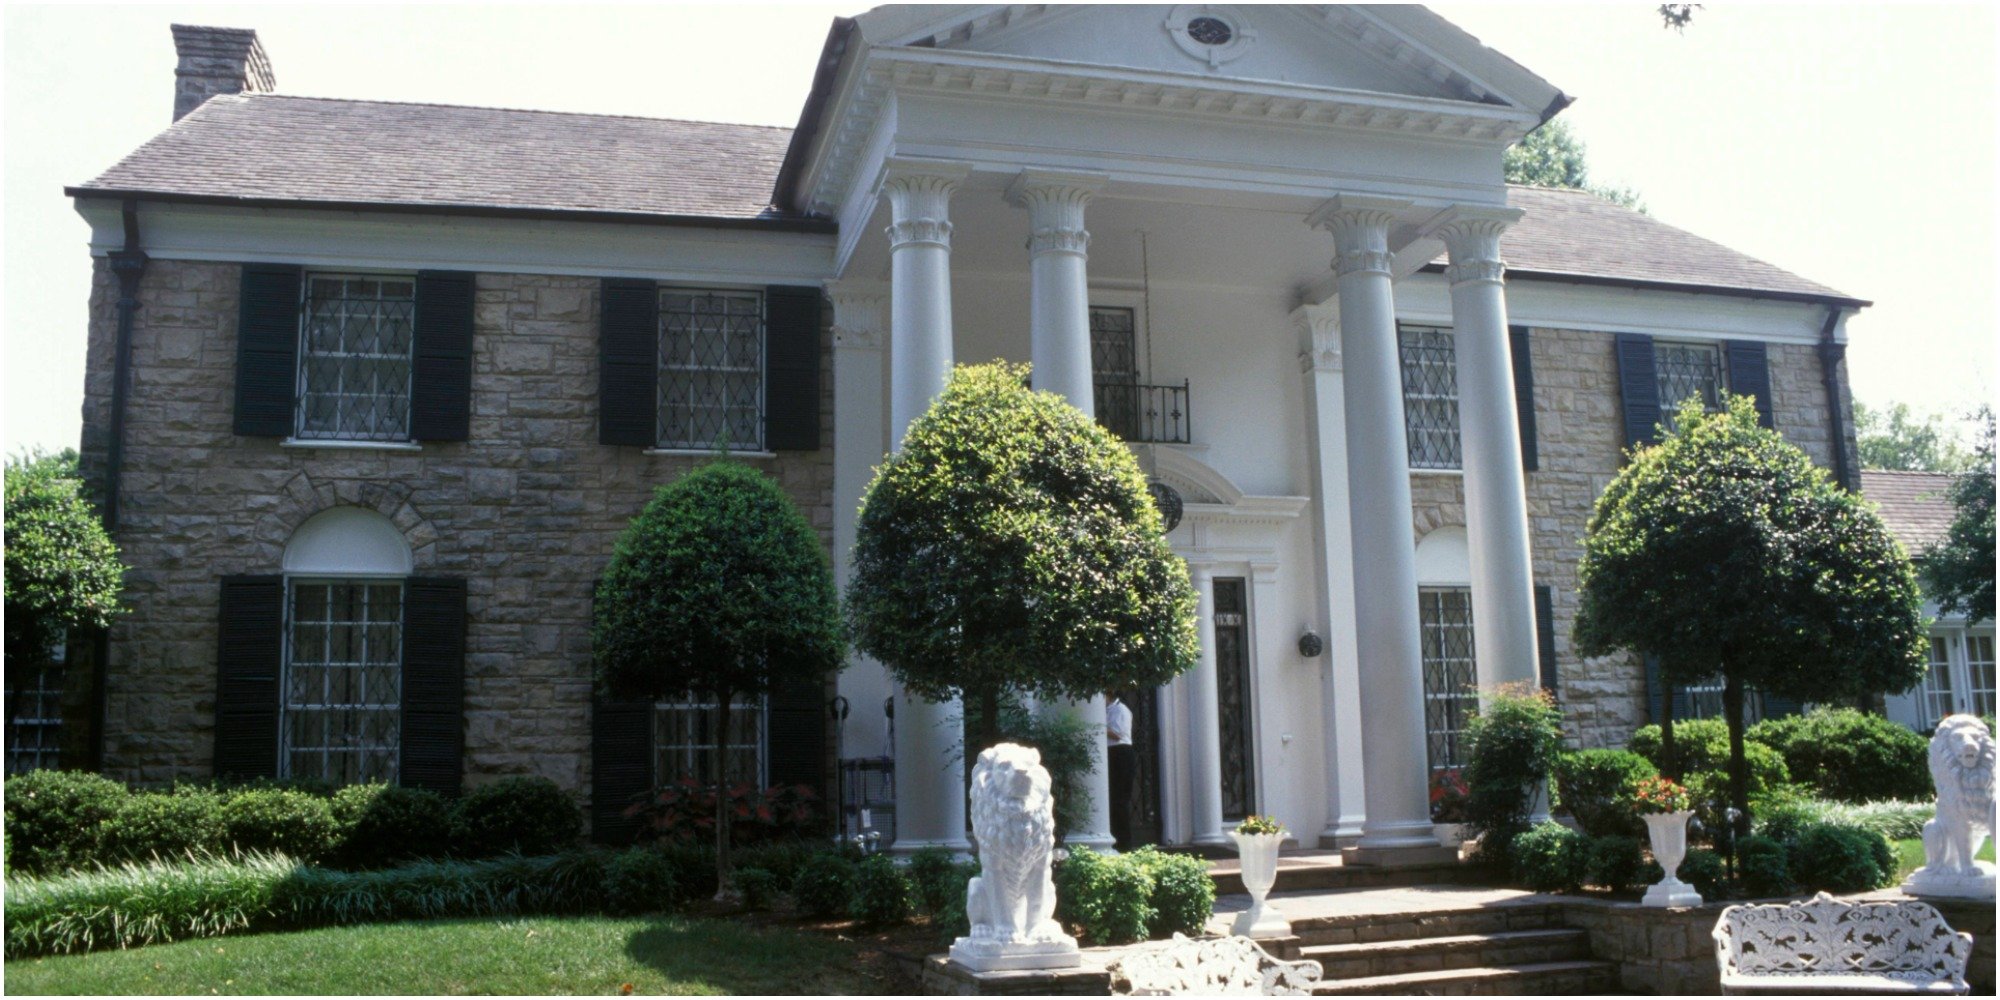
[
  {"xmin": 948, "ymin": 743, "xmax": 1082, "ymax": 973},
  {"xmin": 1902, "ymin": 714, "xmax": 1996, "ymax": 902}
]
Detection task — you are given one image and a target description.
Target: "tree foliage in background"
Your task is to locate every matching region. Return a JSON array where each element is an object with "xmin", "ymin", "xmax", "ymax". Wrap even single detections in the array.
[
  {"xmin": 4, "ymin": 450, "xmax": 122, "ymax": 672},
  {"xmin": 1575, "ymin": 395, "xmax": 1927, "ymax": 837},
  {"xmin": 593, "ymin": 462, "xmax": 843, "ymax": 895},
  {"xmin": 1658, "ymin": 4, "xmax": 1701, "ymax": 31},
  {"xmin": 1503, "ymin": 119, "xmax": 1644, "ymax": 211},
  {"xmin": 848, "ymin": 362, "xmax": 1199, "ymax": 751},
  {"xmin": 1925, "ymin": 407, "xmax": 1996, "ymax": 622},
  {"xmin": 1854, "ymin": 400, "xmax": 1977, "ymax": 472}
]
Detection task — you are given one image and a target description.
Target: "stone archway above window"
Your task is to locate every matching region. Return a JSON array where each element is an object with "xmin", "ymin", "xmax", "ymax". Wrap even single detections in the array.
[{"xmin": 283, "ymin": 506, "xmax": 413, "ymax": 577}]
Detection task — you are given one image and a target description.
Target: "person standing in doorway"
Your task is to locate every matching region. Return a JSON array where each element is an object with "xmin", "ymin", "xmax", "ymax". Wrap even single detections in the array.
[{"xmin": 1106, "ymin": 691, "xmax": 1136, "ymax": 850}]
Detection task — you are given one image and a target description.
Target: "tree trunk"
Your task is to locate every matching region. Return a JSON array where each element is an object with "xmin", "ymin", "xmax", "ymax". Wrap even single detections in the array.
[
  {"xmin": 977, "ymin": 686, "xmax": 1002, "ymax": 754},
  {"xmin": 713, "ymin": 690, "xmax": 734, "ymax": 902},
  {"xmin": 1660, "ymin": 690, "xmax": 1679, "ymax": 782},
  {"xmin": 1722, "ymin": 673, "xmax": 1751, "ymax": 842}
]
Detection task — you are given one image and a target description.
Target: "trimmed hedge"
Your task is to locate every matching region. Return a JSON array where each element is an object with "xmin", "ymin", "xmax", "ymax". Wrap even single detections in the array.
[
  {"xmin": 847, "ymin": 854, "xmax": 915, "ymax": 925},
  {"xmin": 1054, "ymin": 847, "xmax": 1152, "ymax": 946},
  {"xmin": 330, "ymin": 784, "xmax": 452, "ymax": 869},
  {"xmin": 1748, "ymin": 709, "xmax": 1931, "ymax": 804},
  {"xmin": 1583, "ymin": 835, "xmax": 1652, "ymax": 893},
  {"xmin": 790, "ymin": 852, "xmax": 856, "ymax": 919},
  {"xmin": 220, "ymin": 789, "xmax": 338, "ymax": 863},
  {"xmin": 1128, "ymin": 847, "xmax": 1214, "ymax": 939},
  {"xmin": 1511, "ymin": 822, "xmax": 1588, "ymax": 893},
  {"xmin": 102, "ymin": 789, "xmax": 226, "ymax": 864},
  {"xmin": 448, "ymin": 777, "xmax": 581, "ymax": 857},
  {"xmin": 4, "ymin": 770, "xmax": 128, "ymax": 875},
  {"xmin": 1789, "ymin": 823, "xmax": 1895, "ymax": 894}
]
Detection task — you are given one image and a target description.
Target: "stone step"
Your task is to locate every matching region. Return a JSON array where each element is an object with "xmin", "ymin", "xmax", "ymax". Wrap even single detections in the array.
[
  {"xmin": 1309, "ymin": 959, "xmax": 1620, "ymax": 996},
  {"xmin": 1291, "ymin": 902, "xmax": 1568, "ymax": 948},
  {"xmin": 1210, "ymin": 860, "xmax": 1500, "ymax": 896},
  {"xmin": 1301, "ymin": 928, "xmax": 1591, "ymax": 980}
]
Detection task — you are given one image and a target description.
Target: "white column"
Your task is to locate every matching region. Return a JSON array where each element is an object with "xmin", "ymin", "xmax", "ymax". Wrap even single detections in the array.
[
  {"xmin": 1006, "ymin": 170, "xmax": 1115, "ymax": 850},
  {"xmin": 1423, "ymin": 206, "xmax": 1540, "ymax": 693},
  {"xmin": 828, "ymin": 285, "xmax": 892, "ymax": 762},
  {"xmin": 1184, "ymin": 561, "xmax": 1228, "ymax": 847},
  {"xmin": 882, "ymin": 161, "xmax": 970, "ymax": 855},
  {"xmin": 1005, "ymin": 170, "xmax": 1105, "ymax": 415},
  {"xmin": 1306, "ymin": 195, "xmax": 1438, "ymax": 853},
  {"xmin": 1293, "ymin": 303, "xmax": 1367, "ymax": 847}
]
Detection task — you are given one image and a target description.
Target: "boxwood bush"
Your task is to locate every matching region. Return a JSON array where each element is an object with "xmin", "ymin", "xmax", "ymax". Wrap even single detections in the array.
[
  {"xmin": 1054, "ymin": 847, "xmax": 1152, "ymax": 946},
  {"xmin": 790, "ymin": 852, "xmax": 856, "ymax": 919},
  {"xmin": 1748, "ymin": 709, "xmax": 1931, "ymax": 804},
  {"xmin": 1127, "ymin": 846, "xmax": 1214, "ymax": 938},
  {"xmin": 847, "ymin": 854, "xmax": 915, "ymax": 925},
  {"xmin": 219, "ymin": 789, "xmax": 338, "ymax": 863},
  {"xmin": 1511, "ymin": 821, "xmax": 1588, "ymax": 893},
  {"xmin": 1553, "ymin": 749, "xmax": 1658, "ymax": 838},
  {"xmin": 1583, "ymin": 835, "xmax": 1651, "ymax": 893},
  {"xmin": 330, "ymin": 783, "xmax": 452, "ymax": 869},
  {"xmin": 447, "ymin": 777, "xmax": 580, "ymax": 857},
  {"xmin": 1735, "ymin": 834, "xmax": 1794, "ymax": 897},
  {"xmin": 601, "ymin": 846, "xmax": 681, "ymax": 915},
  {"xmin": 1679, "ymin": 848, "xmax": 1728, "ymax": 899},
  {"xmin": 3, "ymin": 769, "xmax": 127, "ymax": 874},
  {"xmin": 102, "ymin": 788, "xmax": 226, "ymax": 864},
  {"xmin": 1789, "ymin": 823, "xmax": 1895, "ymax": 894}
]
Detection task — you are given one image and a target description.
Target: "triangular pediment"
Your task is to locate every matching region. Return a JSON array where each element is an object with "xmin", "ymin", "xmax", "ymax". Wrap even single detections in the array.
[{"xmin": 853, "ymin": 4, "xmax": 1559, "ymax": 111}]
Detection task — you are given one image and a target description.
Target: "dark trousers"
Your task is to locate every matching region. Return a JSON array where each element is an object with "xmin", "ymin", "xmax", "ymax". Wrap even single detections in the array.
[{"xmin": 1108, "ymin": 743, "xmax": 1137, "ymax": 850}]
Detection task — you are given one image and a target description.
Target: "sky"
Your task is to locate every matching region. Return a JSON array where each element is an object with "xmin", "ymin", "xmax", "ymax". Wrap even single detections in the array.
[{"xmin": 2, "ymin": 3, "xmax": 1994, "ymax": 455}]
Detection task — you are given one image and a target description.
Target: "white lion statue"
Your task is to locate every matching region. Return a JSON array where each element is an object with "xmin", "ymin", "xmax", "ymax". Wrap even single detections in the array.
[
  {"xmin": 1903, "ymin": 714, "xmax": 1996, "ymax": 900},
  {"xmin": 948, "ymin": 743, "xmax": 1080, "ymax": 972}
]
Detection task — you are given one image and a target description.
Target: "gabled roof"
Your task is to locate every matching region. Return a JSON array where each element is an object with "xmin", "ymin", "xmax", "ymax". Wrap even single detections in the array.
[
  {"xmin": 1860, "ymin": 470, "xmax": 1959, "ymax": 554},
  {"xmin": 70, "ymin": 93, "xmax": 826, "ymax": 230}
]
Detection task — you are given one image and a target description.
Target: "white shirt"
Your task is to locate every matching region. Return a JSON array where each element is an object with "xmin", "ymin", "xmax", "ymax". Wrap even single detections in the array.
[{"xmin": 1106, "ymin": 698, "xmax": 1134, "ymax": 747}]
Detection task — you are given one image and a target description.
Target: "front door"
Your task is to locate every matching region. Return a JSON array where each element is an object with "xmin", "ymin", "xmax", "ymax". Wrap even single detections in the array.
[
  {"xmin": 1110, "ymin": 685, "xmax": 1165, "ymax": 847},
  {"xmin": 1214, "ymin": 577, "xmax": 1257, "ymax": 820}
]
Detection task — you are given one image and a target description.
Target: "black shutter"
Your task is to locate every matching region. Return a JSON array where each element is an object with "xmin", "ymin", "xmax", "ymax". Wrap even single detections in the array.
[
  {"xmin": 1510, "ymin": 325, "xmax": 1539, "ymax": 472},
  {"xmin": 765, "ymin": 675, "xmax": 828, "ymax": 794},
  {"xmin": 233, "ymin": 264, "xmax": 303, "ymax": 437},
  {"xmin": 599, "ymin": 279, "xmax": 659, "ymax": 446},
  {"xmin": 591, "ymin": 700, "xmax": 655, "ymax": 844},
  {"xmin": 1724, "ymin": 339, "xmax": 1775, "ymax": 429},
  {"xmin": 1614, "ymin": 332, "xmax": 1661, "ymax": 452},
  {"xmin": 1759, "ymin": 691, "xmax": 1804, "ymax": 721},
  {"xmin": 1534, "ymin": 584, "xmax": 1558, "ymax": 694},
  {"xmin": 411, "ymin": 271, "xmax": 476, "ymax": 442},
  {"xmin": 215, "ymin": 575, "xmax": 283, "ymax": 779},
  {"xmin": 764, "ymin": 286, "xmax": 822, "ymax": 451},
  {"xmin": 401, "ymin": 578, "xmax": 466, "ymax": 794}
]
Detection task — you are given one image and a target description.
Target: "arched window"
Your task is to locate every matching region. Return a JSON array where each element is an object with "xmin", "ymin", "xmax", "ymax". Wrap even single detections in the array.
[
  {"xmin": 1415, "ymin": 527, "xmax": 1476, "ymax": 773},
  {"xmin": 281, "ymin": 507, "xmax": 412, "ymax": 783}
]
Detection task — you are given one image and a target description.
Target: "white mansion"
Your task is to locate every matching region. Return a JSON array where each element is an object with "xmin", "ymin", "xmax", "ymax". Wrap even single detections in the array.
[{"xmin": 47, "ymin": 6, "xmax": 1874, "ymax": 858}]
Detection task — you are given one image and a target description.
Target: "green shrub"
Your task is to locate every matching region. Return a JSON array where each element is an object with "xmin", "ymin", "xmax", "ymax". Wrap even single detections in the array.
[
  {"xmin": 219, "ymin": 789, "xmax": 337, "ymax": 863},
  {"xmin": 1629, "ymin": 720, "xmax": 1790, "ymax": 793},
  {"xmin": 656, "ymin": 841, "xmax": 718, "ymax": 900},
  {"xmin": 1757, "ymin": 797, "xmax": 1932, "ymax": 844},
  {"xmin": 602, "ymin": 847, "xmax": 680, "ymax": 915},
  {"xmin": 448, "ymin": 777, "xmax": 580, "ymax": 857},
  {"xmin": 102, "ymin": 788, "xmax": 224, "ymax": 864},
  {"xmin": 790, "ymin": 852, "xmax": 855, "ymax": 919},
  {"xmin": 1127, "ymin": 846, "xmax": 1214, "ymax": 938},
  {"xmin": 735, "ymin": 867, "xmax": 779, "ymax": 910},
  {"xmin": 3, "ymin": 769, "xmax": 127, "ymax": 874},
  {"xmin": 1583, "ymin": 835, "xmax": 1649, "ymax": 893},
  {"xmin": 1748, "ymin": 709, "xmax": 1931, "ymax": 804},
  {"xmin": 1735, "ymin": 835, "xmax": 1793, "ymax": 897},
  {"xmin": 1054, "ymin": 847, "xmax": 1152, "ymax": 946},
  {"xmin": 1511, "ymin": 821, "xmax": 1588, "ymax": 893},
  {"xmin": 330, "ymin": 784, "xmax": 451, "ymax": 869},
  {"xmin": 1789, "ymin": 823, "xmax": 1893, "ymax": 894},
  {"xmin": 1553, "ymin": 750, "xmax": 1658, "ymax": 838},
  {"xmin": 1678, "ymin": 848, "xmax": 1728, "ymax": 899},
  {"xmin": 1463, "ymin": 687, "xmax": 1565, "ymax": 846},
  {"xmin": 932, "ymin": 862, "xmax": 980, "ymax": 940},
  {"xmin": 848, "ymin": 854, "xmax": 915, "ymax": 926},
  {"xmin": 732, "ymin": 840, "xmax": 825, "ymax": 889},
  {"xmin": 906, "ymin": 845, "xmax": 962, "ymax": 915}
]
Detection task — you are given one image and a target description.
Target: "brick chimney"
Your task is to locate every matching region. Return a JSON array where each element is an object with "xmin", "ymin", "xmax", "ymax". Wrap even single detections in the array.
[{"xmin": 170, "ymin": 25, "xmax": 274, "ymax": 121}]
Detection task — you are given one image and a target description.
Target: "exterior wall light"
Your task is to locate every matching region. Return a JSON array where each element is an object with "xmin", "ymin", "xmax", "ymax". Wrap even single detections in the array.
[{"xmin": 1297, "ymin": 629, "xmax": 1324, "ymax": 659}]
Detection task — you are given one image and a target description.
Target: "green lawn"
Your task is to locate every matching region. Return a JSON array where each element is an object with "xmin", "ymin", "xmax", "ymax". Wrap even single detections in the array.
[
  {"xmin": 1892, "ymin": 838, "xmax": 1995, "ymax": 880},
  {"xmin": 4, "ymin": 915, "xmax": 896, "ymax": 996}
]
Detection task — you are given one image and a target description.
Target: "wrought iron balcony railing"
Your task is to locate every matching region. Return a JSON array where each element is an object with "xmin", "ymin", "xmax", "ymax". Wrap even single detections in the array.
[{"xmin": 1094, "ymin": 380, "xmax": 1192, "ymax": 445}]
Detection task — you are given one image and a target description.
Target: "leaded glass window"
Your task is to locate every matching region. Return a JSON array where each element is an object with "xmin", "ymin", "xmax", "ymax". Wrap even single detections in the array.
[
  {"xmin": 297, "ymin": 274, "xmax": 416, "ymax": 441},
  {"xmin": 1655, "ymin": 341, "xmax": 1726, "ymax": 430},
  {"xmin": 1969, "ymin": 634, "xmax": 1996, "ymax": 719},
  {"xmin": 1399, "ymin": 325, "xmax": 1461, "ymax": 470},
  {"xmin": 659, "ymin": 289, "xmax": 763, "ymax": 450},
  {"xmin": 6, "ymin": 657, "xmax": 64, "ymax": 774},
  {"xmin": 1091, "ymin": 306, "xmax": 1140, "ymax": 439},
  {"xmin": 656, "ymin": 699, "xmax": 766, "ymax": 787},
  {"xmin": 283, "ymin": 581, "xmax": 403, "ymax": 784},
  {"xmin": 1419, "ymin": 587, "xmax": 1478, "ymax": 770},
  {"xmin": 1923, "ymin": 636, "xmax": 1958, "ymax": 728}
]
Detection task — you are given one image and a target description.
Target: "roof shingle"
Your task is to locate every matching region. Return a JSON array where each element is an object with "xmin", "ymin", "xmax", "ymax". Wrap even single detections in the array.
[{"xmin": 1860, "ymin": 469, "xmax": 1959, "ymax": 554}]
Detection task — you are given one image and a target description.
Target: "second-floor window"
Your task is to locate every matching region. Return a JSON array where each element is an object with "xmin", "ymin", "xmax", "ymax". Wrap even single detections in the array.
[
  {"xmin": 1399, "ymin": 324, "xmax": 1461, "ymax": 470},
  {"xmin": 297, "ymin": 274, "xmax": 417, "ymax": 442},
  {"xmin": 659, "ymin": 289, "xmax": 764, "ymax": 451},
  {"xmin": 1654, "ymin": 340, "xmax": 1726, "ymax": 431}
]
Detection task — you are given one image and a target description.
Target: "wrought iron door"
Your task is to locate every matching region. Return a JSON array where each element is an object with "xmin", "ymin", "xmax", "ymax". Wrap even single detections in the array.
[
  {"xmin": 1213, "ymin": 578, "xmax": 1257, "ymax": 820},
  {"xmin": 1111, "ymin": 685, "xmax": 1166, "ymax": 847}
]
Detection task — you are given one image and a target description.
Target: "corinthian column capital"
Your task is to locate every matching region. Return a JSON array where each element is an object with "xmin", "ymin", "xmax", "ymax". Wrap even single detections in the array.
[
  {"xmin": 1292, "ymin": 302, "xmax": 1342, "ymax": 373},
  {"xmin": 1005, "ymin": 169, "xmax": 1107, "ymax": 258},
  {"xmin": 1421, "ymin": 205, "xmax": 1524, "ymax": 287},
  {"xmin": 1307, "ymin": 194, "xmax": 1413, "ymax": 276},
  {"xmin": 826, "ymin": 281, "xmax": 889, "ymax": 351},
  {"xmin": 882, "ymin": 159, "xmax": 970, "ymax": 251}
]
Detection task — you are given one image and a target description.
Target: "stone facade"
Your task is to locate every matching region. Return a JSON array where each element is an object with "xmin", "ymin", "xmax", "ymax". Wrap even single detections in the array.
[
  {"xmin": 1407, "ymin": 325, "xmax": 1860, "ymax": 751},
  {"xmin": 78, "ymin": 258, "xmax": 836, "ymax": 795}
]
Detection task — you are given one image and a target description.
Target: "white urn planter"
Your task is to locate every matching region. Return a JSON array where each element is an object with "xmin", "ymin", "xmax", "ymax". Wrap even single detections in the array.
[
  {"xmin": 1229, "ymin": 831, "xmax": 1291, "ymax": 937},
  {"xmin": 1640, "ymin": 810, "xmax": 1703, "ymax": 907}
]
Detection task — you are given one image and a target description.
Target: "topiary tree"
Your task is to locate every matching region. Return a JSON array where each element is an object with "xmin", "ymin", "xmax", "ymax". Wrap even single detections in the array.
[
  {"xmin": 4, "ymin": 450, "xmax": 123, "ymax": 678},
  {"xmin": 1575, "ymin": 394, "xmax": 1927, "ymax": 838},
  {"xmin": 593, "ymin": 462, "xmax": 843, "ymax": 895},
  {"xmin": 848, "ymin": 361, "xmax": 1198, "ymax": 752}
]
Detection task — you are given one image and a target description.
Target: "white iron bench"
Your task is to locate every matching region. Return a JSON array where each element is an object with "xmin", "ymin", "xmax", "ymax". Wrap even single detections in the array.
[
  {"xmin": 1108, "ymin": 933, "xmax": 1323, "ymax": 996},
  {"xmin": 1713, "ymin": 892, "xmax": 1973, "ymax": 995}
]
